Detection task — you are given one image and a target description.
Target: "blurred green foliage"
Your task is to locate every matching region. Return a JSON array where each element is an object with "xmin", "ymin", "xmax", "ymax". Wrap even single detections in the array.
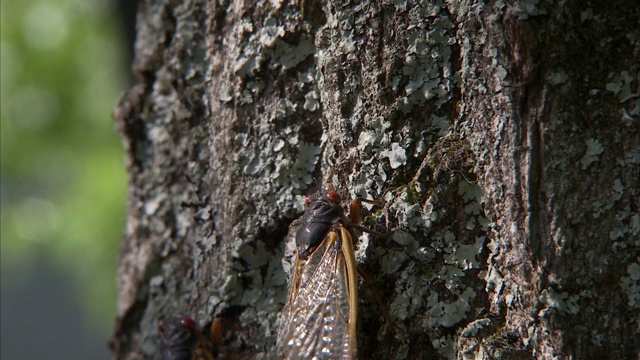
[{"xmin": 1, "ymin": 0, "xmax": 128, "ymax": 336}]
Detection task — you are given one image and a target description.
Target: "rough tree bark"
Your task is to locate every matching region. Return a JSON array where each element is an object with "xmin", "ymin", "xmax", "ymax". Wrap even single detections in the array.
[{"xmin": 110, "ymin": 1, "xmax": 639, "ymax": 359}]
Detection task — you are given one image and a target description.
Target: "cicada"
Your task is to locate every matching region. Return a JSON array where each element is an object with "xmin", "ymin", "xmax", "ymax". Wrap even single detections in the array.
[
  {"xmin": 277, "ymin": 183, "xmax": 386, "ymax": 359},
  {"xmin": 158, "ymin": 316, "xmax": 223, "ymax": 360}
]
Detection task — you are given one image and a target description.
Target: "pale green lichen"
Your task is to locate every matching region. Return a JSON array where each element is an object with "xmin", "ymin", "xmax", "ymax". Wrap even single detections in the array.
[
  {"xmin": 379, "ymin": 248, "xmax": 409, "ymax": 275},
  {"xmin": 630, "ymin": 214, "xmax": 640, "ymax": 244},
  {"xmin": 432, "ymin": 335, "xmax": 455, "ymax": 359},
  {"xmin": 389, "ymin": 263, "xmax": 431, "ymax": 321},
  {"xmin": 460, "ymin": 318, "xmax": 492, "ymax": 337},
  {"xmin": 222, "ymin": 26, "xmax": 326, "ymax": 346},
  {"xmin": 386, "ymin": 179, "xmax": 484, "ymax": 358},
  {"xmin": 357, "ymin": 115, "xmax": 392, "ymax": 152},
  {"xmin": 232, "ymin": 239, "xmax": 270, "ymax": 269},
  {"xmin": 349, "ymin": 115, "xmax": 397, "ymax": 198},
  {"xmin": 620, "ymin": 262, "xmax": 640, "ymax": 307},
  {"xmin": 606, "ymin": 70, "xmax": 638, "ymax": 103},
  {"xmin": 233, "ymin": 17, "xmax": 315, "ymax": 80},
  {"xmin": 539, "ymin": 288, "xmax": 581, "ymax": 316},
  {"xmin": 444, "ymin": 236, "xmax": 485, "ymax": 271},
  {"xmin": 592, "ymin": 179, "xmax": 624, "ymax": 219},
  {"xmin": 458, "ymin": 181, "xmax": 483, "ymax": 215},
  {"xmin": 394, "ymin": 0, "xmax": 408, "ymax": 11},
  {"xmin": 399, "ymin": 11, "xmax": 455, "ymax": 108},
  {"xmin": 392, "ymin": 230, "xmax": 420, "ymax": 252},
  {"xmin": 258, "ymin": 17, "xmax": 285, "ymax": 47},
  {"xmin": 220, "ymin": 239, "xmax": 287, "ymax": 353},
  {"xmin": 270, "ymin": 35, "xmax": 315, "ymax": 70},
  {"xmin": 580, "ymin": 138, "xmax": 604, "ymax": 170},
  {"xmin": 387, "ymin": 189, "xmax": 423, "ymax": 231},
  {"xmin": 426, "ymin": 287, "xmax": 476, "ymax": 328},
  {"xmin": 236, "ymin": 127, "xmax": 321, "ymax": 205},
  {"xmin": 580, "ymin": 8, "xmax": 594, "ymax": 23},
  {"xmin": 381, "ymin": 142, "xmax": 408, "ymax": 169},
  {"xmin": 422, "ymin": 201, "xmax": 439, "ymax": 229},
  {"xmin": 510, "ymin": 0, "xmax": 546, "ymax": 20},
  {"xmin": 547, "ymin": 70, "xmax": 569, "ymax": 86},
  {"xmin": 303, "ymin": 90, "xmax": 320, "ymax": 111},
  {"xmin": 431, "ymin": 114, "xmax": 453, "ymax": 136},
  {"xmin": 218, "ymin": 83, "xmax": 233, "ymax": 103},
  {"xmin": 299, "ymin": 67, "xmax": 322, "ymax": 112},
  {"xmin": 494, "ymin": 65, "xmax": 508, "ymax": 81}
]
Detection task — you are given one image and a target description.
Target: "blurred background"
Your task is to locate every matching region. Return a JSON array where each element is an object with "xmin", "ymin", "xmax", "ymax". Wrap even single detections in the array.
[{"xmin": 1, "ymin": 0, "xmax": 136, "ymax": 358}]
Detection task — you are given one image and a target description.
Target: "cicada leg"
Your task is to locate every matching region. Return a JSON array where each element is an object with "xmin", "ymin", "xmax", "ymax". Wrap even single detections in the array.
[
  {"xmin": 208, "ymin": 316, "xmax": 245, "ymax": 360},
  {"xmin": 209, "ymin": 317, "xmax": 223, "ymax": 358},
  {"xmin": 348, "ymin": 197, "xmax": 397, "ymax": 333},
  {"xmin": 346, "ymin": 198, "xmax": 389, "ymax": 240}
]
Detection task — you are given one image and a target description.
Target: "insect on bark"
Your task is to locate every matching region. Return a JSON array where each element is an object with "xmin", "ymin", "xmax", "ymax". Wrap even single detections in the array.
[
  {"xmin": 277, "ymin": 183, "xmax": 387, "ymax": 359},
  {"xmin": 158, "ymin": 316, "xmax": 223, "ymax": 360}
]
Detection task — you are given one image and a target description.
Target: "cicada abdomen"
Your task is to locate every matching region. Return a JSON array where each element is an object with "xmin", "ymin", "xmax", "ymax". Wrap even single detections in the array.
[{"xmin": 277, "ymin": 184, "xmax": 384, "ymax": 360}]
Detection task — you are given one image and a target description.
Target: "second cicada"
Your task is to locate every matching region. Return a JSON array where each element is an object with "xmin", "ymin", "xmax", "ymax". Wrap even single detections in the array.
[
  {"xmin": 277, "ymin": 183, "xmax": 386, "ymax": 360},
  {"xmin": 158, "ymin": 316, "xmax": 230, "ymax": 360}
]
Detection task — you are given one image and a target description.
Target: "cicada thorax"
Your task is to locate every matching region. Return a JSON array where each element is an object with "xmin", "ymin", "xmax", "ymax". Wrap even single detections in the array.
[{"xmin": 295, "ymin": 185, "xmax": 346, "ymax": 259}]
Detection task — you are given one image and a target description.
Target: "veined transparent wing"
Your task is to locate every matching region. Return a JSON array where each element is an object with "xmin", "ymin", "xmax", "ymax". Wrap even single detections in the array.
[{"xmin": 277, "ymin": 227, "xmax": 358, "ymax": 360}]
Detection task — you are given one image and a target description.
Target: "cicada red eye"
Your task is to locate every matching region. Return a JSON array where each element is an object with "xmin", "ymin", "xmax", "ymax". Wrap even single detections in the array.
[
  {"xmin": 325, "ymin": 183, "xmax": 336, "ymax": 192},
  {"xmin": 180, "ymin": 317, "xmax": 197, "ymax": 330},
  {"xmin": 326, "ymin": 190, "xmax": 342, "ymax": 204},
  {"xmin": 304, "ymin": 194, "xmax": 312, "ymax": 208}
]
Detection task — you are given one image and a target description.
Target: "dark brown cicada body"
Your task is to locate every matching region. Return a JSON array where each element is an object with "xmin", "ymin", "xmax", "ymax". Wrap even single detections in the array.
[{"xmin": 277, "ymin": 184, "xmax": 386, "ymax": 360}]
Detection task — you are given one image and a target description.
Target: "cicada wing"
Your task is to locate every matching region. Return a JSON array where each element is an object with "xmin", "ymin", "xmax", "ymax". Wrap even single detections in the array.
[{"xmin": 277, "ymin": 230, "xmax": 357, "ymax": 360}]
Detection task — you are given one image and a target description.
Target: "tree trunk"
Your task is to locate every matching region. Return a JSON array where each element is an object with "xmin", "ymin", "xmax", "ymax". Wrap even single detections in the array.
[{"xmin": 110, "ymin": 1, "xmax": 639, "ymax": 359}]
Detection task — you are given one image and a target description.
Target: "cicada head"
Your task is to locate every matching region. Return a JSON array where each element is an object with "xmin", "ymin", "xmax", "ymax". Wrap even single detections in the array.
[
  {"xmin": 158, "ymin": 316, "xmax": 198, "ymax": 360},
  {"xmin": 303, "ymin": 184, "xmax": 342, "ymax": 208},
  {"xmin": 322, "ymin": 183, "xmax": 342, "ymax": 204}
]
